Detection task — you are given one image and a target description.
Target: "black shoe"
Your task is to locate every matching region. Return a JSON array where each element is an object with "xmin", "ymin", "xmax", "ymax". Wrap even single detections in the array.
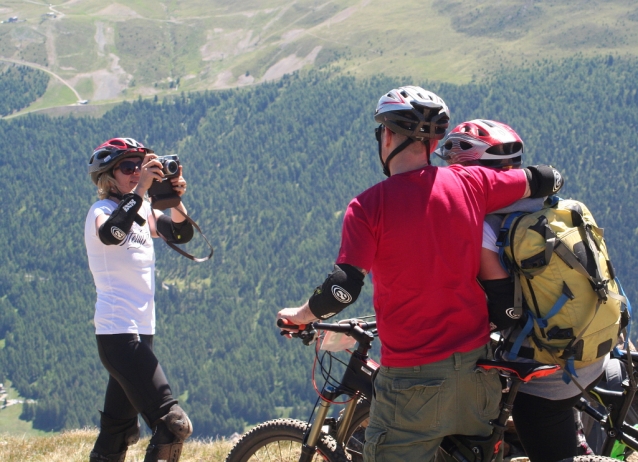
[{"xmin": 144, "ymin": 442, "xmax": 183, "ymax": 462}]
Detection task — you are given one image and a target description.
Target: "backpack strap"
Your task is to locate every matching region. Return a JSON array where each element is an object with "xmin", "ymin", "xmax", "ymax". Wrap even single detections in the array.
[
  {"xmin": 504, "ymin": 282, "xmax": 574, "ymax": 362},
  {"xmin": 551, "ymin": 207, "xmax": 628, "ymax": 373},
  {"xmin": 151, "ymin": 209, "xmax": 214, "ymax": 262},
  {"xmin": 496, "ymin": 212, "xmax": 526, "ymax": 320}
]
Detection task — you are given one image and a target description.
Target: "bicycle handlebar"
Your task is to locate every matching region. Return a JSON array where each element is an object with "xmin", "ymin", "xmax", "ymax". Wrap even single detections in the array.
[{"xmin": 277, "ymin": 318, "xmax": 377, "ymax": 346}]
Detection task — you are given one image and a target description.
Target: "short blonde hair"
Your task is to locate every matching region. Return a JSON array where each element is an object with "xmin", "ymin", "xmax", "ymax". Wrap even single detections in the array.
[{"xmin": 96, "ymin": 170, "xmax": 118, "ymax": 200}]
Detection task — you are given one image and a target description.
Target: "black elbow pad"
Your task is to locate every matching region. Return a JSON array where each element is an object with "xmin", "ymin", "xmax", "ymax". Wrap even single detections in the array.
[
  {"xmin": 98, "ymin": 193, "xmax": 144, "ymax": 245},
  {"xmin": 481, "ymin": 278, "xmax": 521, "ymax": 332},
  {"xmin": 524, "ymin": 165, "xmax": 564, "ymax": 198},
  {"xmin": 156, "ymin": 214, "xmax": 194, "ymax": 244},
  {"xmin": 172, "ymin": 219, "xmax": 194, "ymax": 244},
  {"xmin": 308, "ymin": 264, "xmax": 365, "ymax": 320}
]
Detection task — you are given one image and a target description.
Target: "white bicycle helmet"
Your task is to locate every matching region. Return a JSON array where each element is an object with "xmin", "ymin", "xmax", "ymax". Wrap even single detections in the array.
[
  {"xmin": 434, "ymin": 119, "xmax": 523, "ymax": 169},
  {"xmin": 374, "ymin": 86, "xmax": 449, "ymax": 141},
  {"xmin": 374, "ymin": 86, "xmax": 450, "ymax": 176}
]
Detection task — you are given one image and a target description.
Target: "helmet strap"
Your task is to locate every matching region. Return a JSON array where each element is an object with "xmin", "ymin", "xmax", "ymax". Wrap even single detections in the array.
[
  {"xmin": 109, "ymin": 188, "xmax": 125, "ymax": 202},
  {"xmin": 381, "ymin": 137, "xmax": 414, "ymax": 177},
  {"xmin": 424, "ymin": 139, "xmax": 431, "ymax": 165}
]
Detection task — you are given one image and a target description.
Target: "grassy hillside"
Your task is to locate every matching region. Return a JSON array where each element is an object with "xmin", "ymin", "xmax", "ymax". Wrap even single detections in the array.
[
  {"xmin": 0, "ymin": 382, "xmax": 47, "ymax": 437},
  {"xmin": 0, "ymin": 429, "xmax": 234, "ymax": 462},
  {"xmin": 0, "ymin": 0, "xmax": 637, "ymax": 110},
  {"xmin": 1, "ymin": 430, "xmax": 637, "ymax": 462}
]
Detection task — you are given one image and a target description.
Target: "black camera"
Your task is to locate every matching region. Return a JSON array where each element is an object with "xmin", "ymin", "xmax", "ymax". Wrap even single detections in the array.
[{"xmin": 148, "ymin": 155, "xmax": 181, "ymax": 210}]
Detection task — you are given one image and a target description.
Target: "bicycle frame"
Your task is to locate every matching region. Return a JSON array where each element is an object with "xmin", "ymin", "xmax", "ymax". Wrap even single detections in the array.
[
  {"xmin": 289, "ymin": 320, "xmax": 561, "ymax": 462},
  {"xmin": 301, "ymin": 321, "xmax": 378, "ymax": 458},
  {"xmin": 577, "ymin": 348, "xmax": 638, "ymax": 457}
]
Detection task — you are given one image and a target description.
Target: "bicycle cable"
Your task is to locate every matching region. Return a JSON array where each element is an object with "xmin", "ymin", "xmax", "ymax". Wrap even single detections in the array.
[{"xmin": 311, "ymin": 331, "xmax": 355, "ymax": 405}]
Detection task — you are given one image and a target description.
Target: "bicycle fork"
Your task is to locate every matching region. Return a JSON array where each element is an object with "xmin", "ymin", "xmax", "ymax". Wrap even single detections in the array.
[{"xmin": 300, "ymin": 386, "xmax": 339, "ymax": 462}]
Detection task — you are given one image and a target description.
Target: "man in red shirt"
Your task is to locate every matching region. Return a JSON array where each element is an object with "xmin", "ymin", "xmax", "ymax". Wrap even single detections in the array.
[{"xmin": 278, "ymin": 86, "xmax": 563, "ymax": 461}]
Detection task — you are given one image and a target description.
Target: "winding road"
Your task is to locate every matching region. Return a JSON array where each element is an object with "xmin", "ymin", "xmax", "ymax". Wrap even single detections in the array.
[{"xmin": 0, "ymin": 57, "xmax": 82, "ymax": 102}]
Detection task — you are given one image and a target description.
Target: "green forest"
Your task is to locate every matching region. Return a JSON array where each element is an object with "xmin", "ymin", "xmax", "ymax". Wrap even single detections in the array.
[
  {"xmin": 0, "ymin": 64, "xmax": 49, "ymax": 116},
  {"xmin": 0, "ymin": 55, "xmax": 637, "ymax": 437}
]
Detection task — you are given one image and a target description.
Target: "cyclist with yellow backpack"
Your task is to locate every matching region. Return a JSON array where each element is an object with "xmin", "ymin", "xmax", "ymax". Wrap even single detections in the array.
[{"xmin": 436, "ymin": 119, "xmax": 628, "ymax": 462}]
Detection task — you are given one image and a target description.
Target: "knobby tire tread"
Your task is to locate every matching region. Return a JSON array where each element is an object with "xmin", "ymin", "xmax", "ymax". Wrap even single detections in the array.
[{"xmin": 225, "ymin": 418, "xmax": 349, "ymax": 462}]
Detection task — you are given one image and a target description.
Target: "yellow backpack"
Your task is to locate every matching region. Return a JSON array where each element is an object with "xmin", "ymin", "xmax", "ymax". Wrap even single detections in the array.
[{"xmin": 497, "ymin": 197, "xmax": 630, "ymax": 377}]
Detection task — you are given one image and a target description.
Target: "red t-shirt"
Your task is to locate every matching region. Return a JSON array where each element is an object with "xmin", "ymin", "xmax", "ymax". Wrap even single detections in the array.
[{"xmin": 336, "ymin": 165, "xmax": 527, "ymax": 367}]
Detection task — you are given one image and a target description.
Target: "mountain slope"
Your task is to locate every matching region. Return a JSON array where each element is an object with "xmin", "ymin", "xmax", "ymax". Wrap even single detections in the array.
[
  {"xmin": 0, "ymin": 0, "xmax": 638, "ymax": 109},
  {"xmin": 0, "ymin": 56, "xmax": 637, "ymax": 437}
]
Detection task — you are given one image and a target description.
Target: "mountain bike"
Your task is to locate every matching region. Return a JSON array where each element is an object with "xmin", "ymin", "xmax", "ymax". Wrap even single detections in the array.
[
  {"xmin": 574, "ymin": 348, "xmax": 638, "ymax": 461},
  {"xmin": 225, "ymin": 317, "xmax": 632, "ymax": 462}
]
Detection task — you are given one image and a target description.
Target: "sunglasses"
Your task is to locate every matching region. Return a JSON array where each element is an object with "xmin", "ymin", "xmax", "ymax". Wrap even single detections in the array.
[{"xmin": 114, "ymin": 160, "xmax": 143, "ymax": 175}]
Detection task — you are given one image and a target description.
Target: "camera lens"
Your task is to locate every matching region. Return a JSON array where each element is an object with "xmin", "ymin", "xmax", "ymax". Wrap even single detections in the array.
[{"xmin": 164, "ymin": 160, "xmax": 179, "ymax": 175}]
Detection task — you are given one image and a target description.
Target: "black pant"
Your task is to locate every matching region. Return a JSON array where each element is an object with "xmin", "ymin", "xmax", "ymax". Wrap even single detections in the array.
[
  {"xmin": 96, "ymin": 334, "xmax": 177, "ymax": 427},
  {"xmin": 512, "ymin": 391, "xmax": 581, "ymax": 462}
]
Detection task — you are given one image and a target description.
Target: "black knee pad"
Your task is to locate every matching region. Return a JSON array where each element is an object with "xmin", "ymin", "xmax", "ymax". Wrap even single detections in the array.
[
  {"xmin": 144, "ymin": 405, "xmax": 192, "ymax": 462},
  {"xmin": 93, "ymin": 412, "xmax": 140, "ymax": 455},
  {"xmin": 156, "ymin": 404, "xmax": 193, "ymax": 443}
]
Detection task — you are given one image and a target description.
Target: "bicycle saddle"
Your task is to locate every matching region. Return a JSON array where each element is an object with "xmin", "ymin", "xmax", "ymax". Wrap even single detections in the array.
[{"xmin": 476, "ymin": 359, "xmax": 560, "ymax": 383}]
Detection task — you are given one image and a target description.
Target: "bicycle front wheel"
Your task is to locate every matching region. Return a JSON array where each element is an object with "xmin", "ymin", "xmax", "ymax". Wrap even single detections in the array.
[{"xmin": 225, "ymin": 418, "xmax": 349, "ymax": 462}]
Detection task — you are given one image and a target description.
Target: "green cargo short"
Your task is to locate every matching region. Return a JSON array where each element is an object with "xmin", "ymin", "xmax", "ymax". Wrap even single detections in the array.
[{"xmin": 363, "ymin": 344, "xmax": 501, "ymax": 462}]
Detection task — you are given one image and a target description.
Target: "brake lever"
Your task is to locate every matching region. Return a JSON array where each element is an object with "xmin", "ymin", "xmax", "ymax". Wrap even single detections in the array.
[{"xmin": 299, "ymin": 327, "xmax": 318, "ymax": 346}]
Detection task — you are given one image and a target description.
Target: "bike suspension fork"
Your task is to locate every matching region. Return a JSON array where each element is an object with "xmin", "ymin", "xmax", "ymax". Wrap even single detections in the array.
[
  {"xmin": 335, "ymin": 397, "xmax": 359, "ymax": 445},
  {"xmin": 300, "ymin": 386, "xmax": 337, "ymax": 462}
]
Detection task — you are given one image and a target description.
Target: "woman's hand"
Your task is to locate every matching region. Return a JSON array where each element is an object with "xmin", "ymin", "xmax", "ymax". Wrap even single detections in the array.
[
  {"xmin": 134, "ymin": 153, "xmax": 163, "ymax": 197},
  {"xmin": 171, "ymin": 165, "xmax": 187, "ymax": 197}
]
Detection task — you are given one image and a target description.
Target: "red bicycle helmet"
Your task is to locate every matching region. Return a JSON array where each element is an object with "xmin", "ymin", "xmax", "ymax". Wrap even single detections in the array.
[
  {"xmin": 434, "ymin": 119, "xmax": 523, "ymax": 168},
  {"xmin": 88, "ymin": 138, "xmax": 153, "ymax": 184}
]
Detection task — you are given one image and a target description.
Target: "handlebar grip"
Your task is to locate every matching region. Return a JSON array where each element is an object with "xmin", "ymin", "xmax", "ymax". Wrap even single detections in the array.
[{"xmin": 277, "ymin": 318, "xmax": 307, "ymax": 331}]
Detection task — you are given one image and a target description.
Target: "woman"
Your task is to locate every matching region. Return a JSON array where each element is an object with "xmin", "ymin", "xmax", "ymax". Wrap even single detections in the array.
[
  {"xmin": 435, "ymin": 120, "xmax": 604, "ymax": 462},
  {"xmin": 85, "ymin": 138, "xmax": 194, "ymax": 462}
]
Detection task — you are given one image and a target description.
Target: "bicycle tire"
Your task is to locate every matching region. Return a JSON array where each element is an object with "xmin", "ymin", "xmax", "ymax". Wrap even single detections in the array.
[
  {"xmin": 557, "ymin": 456, "xmax": 620, "ymax": 461},
  {"xmin": 225, "ymin": 418, "xmax": 350, "ymax": 462}
]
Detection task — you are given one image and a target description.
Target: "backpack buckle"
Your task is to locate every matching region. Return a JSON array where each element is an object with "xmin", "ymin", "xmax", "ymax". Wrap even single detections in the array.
[
  {"xmin": 496, "ymin": 228, "xmax": 508, "ymax": 248},
  {"xmin": 593, "ymin": 281, "xmax": 609, "ymax": 301}
]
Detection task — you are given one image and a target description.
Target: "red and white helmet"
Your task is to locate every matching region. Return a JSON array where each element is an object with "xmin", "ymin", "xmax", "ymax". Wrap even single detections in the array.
[
  {"xmin": 374, "ymin": 86, "xmax": 449, "ymax": 141},
  {"xmin": 434, "ymin": 119, "xmax": 523, "ymax": 168},
  {"xmin": 88, "ymin": 138, "xmax": 153, "ymax": 184}
]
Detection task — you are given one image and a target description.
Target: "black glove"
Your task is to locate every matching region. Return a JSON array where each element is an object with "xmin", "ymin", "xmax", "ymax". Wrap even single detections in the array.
[{"xmin": 524, "ymin": 165, "xmax": 564, "ymax": 198}]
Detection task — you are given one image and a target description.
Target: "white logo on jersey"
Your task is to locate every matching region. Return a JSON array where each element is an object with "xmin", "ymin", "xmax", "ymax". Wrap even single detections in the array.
[
  {"xmin": 332, "ymin": 285, "xmax": 353, "ymax": 304},
  {"xmin": 111, "ymin": 227, "xmax": 126, "ymax": 240}
]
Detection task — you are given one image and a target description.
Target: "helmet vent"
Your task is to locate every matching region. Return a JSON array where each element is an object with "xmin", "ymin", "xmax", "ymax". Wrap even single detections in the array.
[
  {"xmin": 477, "ymin": 128, "xmax": 489, "ymax": 137},
  {"xmin": 460, "ymin": 141, "xmax": 473, "ymax": 150},
  {"xmin": 486, "ymin": 142, "xmax": 523, "ymax": 155}
]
